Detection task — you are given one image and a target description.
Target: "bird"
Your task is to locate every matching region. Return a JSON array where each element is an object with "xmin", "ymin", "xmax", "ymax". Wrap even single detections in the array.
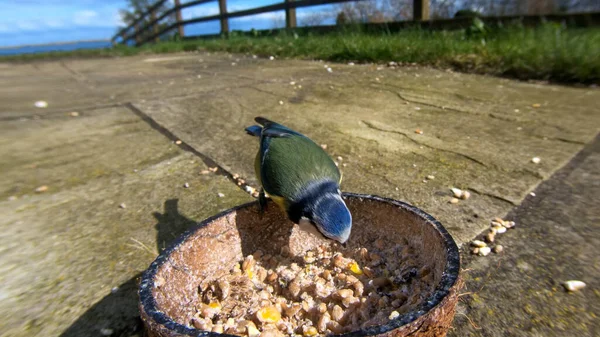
[{"xmin": 245, "ymin": 117, "xmax": 352, "ymax": 244}]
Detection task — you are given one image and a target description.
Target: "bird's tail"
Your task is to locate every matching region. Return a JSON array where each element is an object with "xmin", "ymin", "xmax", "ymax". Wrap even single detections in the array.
[{"xmin": 245, "ymin": 125, "xmax": 262, "ymax": 137}]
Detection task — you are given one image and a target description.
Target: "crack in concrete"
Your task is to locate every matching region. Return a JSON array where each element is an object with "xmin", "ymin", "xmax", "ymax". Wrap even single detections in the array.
[
  {"xmin": 361, "ymin": 120, "xmax": 489, "ymax": 168},
  {"xmin": 375, "ymin": 83, "xmax": 572, "ymax": 134},
  {"xmin": 0, "ymin": 103, "xmax": 127, "ymax": 122},
  {"xmin": 123, "ymin": 102, "xmax": 256, "ymax": 198},
  {"xmin": 466, "ymin": 187, "xmax": 518, "ymax": 206}
]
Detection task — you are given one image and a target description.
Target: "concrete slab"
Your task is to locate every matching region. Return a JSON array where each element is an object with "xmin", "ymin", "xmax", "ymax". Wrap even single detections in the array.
[
  {"xmin": 0, "ymin": 106, "xmax": 252, "ymax": 337},
  {"xmin": 0, "ymin": 52, "xmax": 598, "ymax": 337},
  {"xmin": 132, "ymin": 53, "xmax": 600, "ymax": 245},
  {"xmin": 449, "ymin": 135, "xmax": 600, "ymax": 337}
]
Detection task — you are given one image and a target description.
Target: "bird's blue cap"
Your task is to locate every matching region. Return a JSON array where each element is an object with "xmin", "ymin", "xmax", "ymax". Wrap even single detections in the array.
[{"xmin": 312, "ymin": 193, "xmax": 352, "ymax": 243}]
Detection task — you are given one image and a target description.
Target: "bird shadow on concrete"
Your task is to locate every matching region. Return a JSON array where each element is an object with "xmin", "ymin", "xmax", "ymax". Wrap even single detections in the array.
[{"xmin": 59, "ymin": 199, "xmax": 197, "ymax": 337}]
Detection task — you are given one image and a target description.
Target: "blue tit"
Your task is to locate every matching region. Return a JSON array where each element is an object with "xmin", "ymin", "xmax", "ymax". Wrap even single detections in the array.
[{"xmin": 245, "ymin": 117, "xmax": 352, "ymax": 243}]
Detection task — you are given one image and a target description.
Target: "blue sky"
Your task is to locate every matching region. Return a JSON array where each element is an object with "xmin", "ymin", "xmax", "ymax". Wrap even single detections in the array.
[{"xmin": 0, "ymin": 0, "xmax": 337, "ymax": 47}]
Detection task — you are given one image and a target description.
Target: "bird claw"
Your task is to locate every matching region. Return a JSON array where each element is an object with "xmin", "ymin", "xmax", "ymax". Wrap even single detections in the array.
[{"xmin": 258, "ymin": 190, "xmax": 267, "ymax": 215}]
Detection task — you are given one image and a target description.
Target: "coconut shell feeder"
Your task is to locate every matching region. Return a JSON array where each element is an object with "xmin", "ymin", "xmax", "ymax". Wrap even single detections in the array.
[{"xmin": 139, "ymin": 193, "xmax": 462, "ymax": 337}]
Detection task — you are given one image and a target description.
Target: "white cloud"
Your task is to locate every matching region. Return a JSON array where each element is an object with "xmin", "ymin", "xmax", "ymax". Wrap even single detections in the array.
[
  {"xmin": 184, "ymin": 6, "xmax": 220, "ymax": 20},
  {"xmin": 16, "ymin": 21, "xmax": 39, "ymax": 31},
  {"xmin": 45, "ymin": 19, "xmax": 65, "ymax": 28},
  {"xmin": 234, "ymin": 11, "xmax": 285, "ymax": 22},
  {"xmin": 0, "ymin": 23, "xmax": 12, "ymax": 33},
  {"xmin": 73, "ymin": 10, "xmax": 98, "ymax": 25}
]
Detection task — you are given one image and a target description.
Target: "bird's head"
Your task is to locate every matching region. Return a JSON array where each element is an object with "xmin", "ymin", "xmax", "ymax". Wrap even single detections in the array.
[{"xmin": 309, "ymin": 193, "xmax": 352, "ymax": 244}]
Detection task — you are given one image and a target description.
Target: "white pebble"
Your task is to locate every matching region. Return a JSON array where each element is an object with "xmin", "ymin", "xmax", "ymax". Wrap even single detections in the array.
[
  {"xmin": 184, "ymin": 182, "xmax": 190, "ymax": 188},
  {"xmin": 461, "ymin": 190, "xmax": 471, "ymax": 200},
  {"xmin": 34, "ymin": 100, "xmax": 48, "ymax": 108},
  {"xmin": 563, "ymin": 280, "xmax": 586, "ymax": 292},
  {"xmin": 217, "ymin": 193, "xmax": 225, "ymax": 198},
  {"xmin": 471, "ymin": 240, "xmax": 487, "ymax": 248},
  {"xmin": 531, "ymin": 157, "xmax": 541, "ymax": 164},
  {"xmin": 388, "ymin": 311, "xmax": 400, "ymax": 319},
  {"xmin": 493, "ymin": 226, "xmax": 507, "ymax": 234},
  {"xmin": 451, "ymin": 188, "xmax": 463, "ymax": 198},
  {"xmin": 100, "ymin": 328, "xmax": 114, "ymax": 336},
  {"xmin": 478, "ymin": 247, "xmax": 491, "ymax": 256},
  {"xmin": 502, "ymin": 221, "xmax": 516, "ymax": 229}
]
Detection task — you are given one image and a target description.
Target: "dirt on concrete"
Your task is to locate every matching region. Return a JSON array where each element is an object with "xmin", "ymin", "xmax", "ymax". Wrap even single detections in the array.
[
  {"xmin": 0, "ymin": 52, "xmax": 598, "ymax": 337},
  {"xmin": 449, "ymin": 134, "xmax": 600, "ymax": 337}
]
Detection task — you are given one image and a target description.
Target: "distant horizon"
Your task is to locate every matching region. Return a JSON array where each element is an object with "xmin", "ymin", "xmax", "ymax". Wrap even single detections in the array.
[{"xmin": 0, "ymin": 38, "xmax": 111, "ymax": 50}]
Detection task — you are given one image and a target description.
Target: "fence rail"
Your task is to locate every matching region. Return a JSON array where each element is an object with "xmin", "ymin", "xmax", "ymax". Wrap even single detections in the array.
[{"xmin": 112, "ymin": 0, "xmax": 431, "ymax": 46}]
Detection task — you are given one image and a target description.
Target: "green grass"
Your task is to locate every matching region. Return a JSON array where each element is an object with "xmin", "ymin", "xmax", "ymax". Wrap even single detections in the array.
[{"xmin": 3, "ymin": 24, "xmax": 599, "ymax": 84}]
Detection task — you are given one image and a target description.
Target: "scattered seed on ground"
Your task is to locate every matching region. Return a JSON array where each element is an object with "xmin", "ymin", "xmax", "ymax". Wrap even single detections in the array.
[
  {"xmin": 478, "ymin": 247, "xmax": 491, "ymax": 256},
  {"xmin": 471, "ymin": 240, "xmax": 487, "ymax": 248},
  {"xmin": 35, "ymin": 185, "xmax": 48, "ymax": 193},
  {"xmin": 563, "ymin": 280, "xmax": 586, "ymax": 292}
]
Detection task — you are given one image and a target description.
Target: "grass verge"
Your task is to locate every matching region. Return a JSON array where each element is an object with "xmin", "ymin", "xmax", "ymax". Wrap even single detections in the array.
[{"xmin": 2, "ymin": 24, "xmax": 599, "ymax": 84}]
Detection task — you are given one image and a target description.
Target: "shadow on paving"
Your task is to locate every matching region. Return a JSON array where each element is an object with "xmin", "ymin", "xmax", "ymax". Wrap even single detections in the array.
[{"xmin": 60, "ymin": 199, "xmax": 197, "ymax": 337}]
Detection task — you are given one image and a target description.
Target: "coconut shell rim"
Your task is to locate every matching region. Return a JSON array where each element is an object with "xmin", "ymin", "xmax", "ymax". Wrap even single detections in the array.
[{"xmin": 139, "ymin": 192, "xmax": 461, "ymax": 337}]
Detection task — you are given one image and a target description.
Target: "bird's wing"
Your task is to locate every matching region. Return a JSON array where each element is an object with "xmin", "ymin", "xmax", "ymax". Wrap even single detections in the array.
[
  {"xmin": 260, "ymin": 134, "xmax": 340, "ymax": 203},
  {"xmin": 255, "ymin": 117, "xmax": 305, "ymax": 138}
]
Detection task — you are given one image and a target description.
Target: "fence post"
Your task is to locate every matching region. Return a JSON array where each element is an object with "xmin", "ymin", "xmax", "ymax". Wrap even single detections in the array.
[
  {"xmin": 285, "ymin": 0, "xmax": 297, "ymax": 28},
  {"xmin": 174, "ymin": 0, "xmax": 185, "ymax": 38},
  {"xmin": 219, "ymin": 0, "xmax": 229, "ymax": 34},
  {"xmin": 413, "ymin": 0, "xmax": 430, "ymax": 21},
  {"xmin": 151, "ymin": 9, "xmax": 159, "ymax": 43}
]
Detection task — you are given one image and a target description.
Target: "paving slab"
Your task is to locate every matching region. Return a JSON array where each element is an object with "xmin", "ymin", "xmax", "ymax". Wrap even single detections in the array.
[
  {"xmin": 131, "ymin": 53, "xmax": 600, "ymax": 245},
  {"xmin": 449, "ymin": 134, "xmax": 600, "ymax": 337},
  {"xmin": 1, "ymin": 52, "xmax": 599, "ymax": 337},
  {"xmin": 0, "ymin": 106, "xmax": 252, "ymax": 337}
]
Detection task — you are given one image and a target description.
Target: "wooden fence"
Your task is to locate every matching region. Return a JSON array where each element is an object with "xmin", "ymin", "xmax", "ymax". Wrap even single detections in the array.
[{"xmin": 111, "ymin": 0, "xmax": 431, "ymax": 46}]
